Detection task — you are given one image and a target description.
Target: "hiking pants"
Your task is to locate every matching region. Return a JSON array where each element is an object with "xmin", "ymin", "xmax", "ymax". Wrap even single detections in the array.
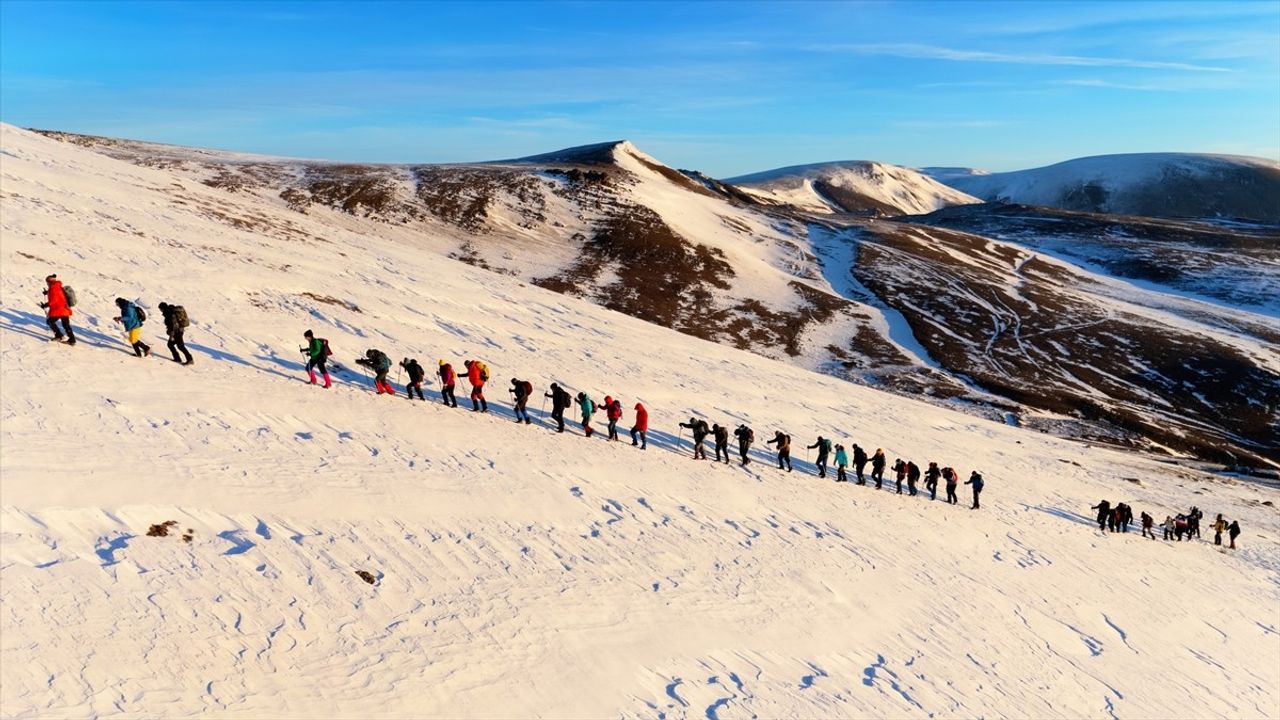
[
  {"xmin": 971, "ymin": 488, "xmax": 981, "ymax": 509},
  {"xmin": 607, "ymin": 418, "xmax": 619, "ymax": 440},
  {"xmin": 855, "ymin": 462, "xmax": 866, "ymax": 484},
  {"xmin": 631, "ymin": 427, "xmax": 646, "ymax": 448},
  {"xmin": 407, "ymin": 381, "xmax": 425, "ymax": 400},
  {"xmin": 471, "ymin": 387, "xmax": 487, "ymax": 411},
  {"xmin": 778, "ymin": 449, "xmax": 791, "ymax": 471},
  {"xmin": 946, "ymin": 485, "xmax": 957, "ymax": 504},
  {"xmin": 896, "ymin": 476, "xmax": 904, "ymax": 494},
  {"xmin": 441, "ymin": 383, "xmax": 458, "ymax": 407},
  {"xmin": 738, "ymin": 442, "xmax": 750, "ymax": 465},
  {"xmin": 167, "ymin": 328, "xmax": 193, "ymax": 363},
  {"xmin": 552, "ymin": 407, "xmax": 565, "ymax": 432},
  {"xmin": 816, "ymin": 456, "xmax": 827, "ymax": 478},
  {"xmin": 715, "ymin": 441, "xmax": 729, "ymax": 462},
  {"xmin": 837, "ymin": 465, "xmax": 847, "ymax": 482},
  {"xmin": 514, "ymin": 397, "xmax": 530, "ymax": 422},
  {"xmin": 47, "ymin": 316, "xmax": 75, "ymax": 343},
  {"xmin": 872, "ymin": 468, "xmax": 884, "ymax": 488},
  {"xmin": 692, "ymin": 436, "xmax": 706, "ymax": 459},
  {"xmin": 127, "ymin": 327, "xmax": 150, "ymax": 356},
  {"xmin": 908, "ymin": 479, "xmax": 917, "ymax": 496}
]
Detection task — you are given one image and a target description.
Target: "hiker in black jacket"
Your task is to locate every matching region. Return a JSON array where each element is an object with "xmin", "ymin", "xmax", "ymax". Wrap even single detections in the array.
[
  {"xmin": 712, "ymin": 424, "xmax": 731, "ymax": 463},
  {"xmin": 679, "ymin": 418, "xmax": 710, "ymax": 459},
  {"xmin": 853, "ymin": 444, "xmax": 869, "ymax": 485},
  {"xmin": 509, "ymin": 378, "xmax": 533, "ymax": 424},
  {"xmin": 157, "ymin": 302, "xmax": 193, "ymax": 365},
  {"xmin": 545, "ymin": 383, "xmax": 571, "ymax": 433},
  {"xmin": 808, "ymin": 436, "xmax": 831, "ymax": 478},
  {"xmin": 400, "ymin": 358, "xmax": 426, "ymax": 400},
  {"xmin": 734, "ymin": 424, "xmax": 754, "ymax": 465},
  {"xmin": 1091, "ymin": 500, "xmax": 1112, "ymax": 532},
  {"xmin": 907, "ymin": 461, "xmax": 921, "ymax": 496}
]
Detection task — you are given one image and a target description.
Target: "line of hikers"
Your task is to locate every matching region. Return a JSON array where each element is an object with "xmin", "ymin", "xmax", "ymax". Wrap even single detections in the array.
[
  {"xmin": 38, "ymin": 275, "xmax": 194, "ymax": 364},
  {"xmin": 1090, "ymin": 501, "xmax": 1243, "ymax": 549}
]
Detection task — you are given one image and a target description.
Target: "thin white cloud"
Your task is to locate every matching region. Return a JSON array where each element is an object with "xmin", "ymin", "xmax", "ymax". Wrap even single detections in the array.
[{"xmin": 809, "ymin": 42, "xmax": 1233, "ymax": 73}]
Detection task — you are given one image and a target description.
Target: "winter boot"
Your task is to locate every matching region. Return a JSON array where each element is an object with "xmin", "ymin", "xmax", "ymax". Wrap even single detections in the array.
[
  {"xmin": 308, "ymin": 369, "xmax": 318, "ymax": 385},
  {"xmin": 322, "ymin": 372, "xmax": 332, "ymax": 389}
]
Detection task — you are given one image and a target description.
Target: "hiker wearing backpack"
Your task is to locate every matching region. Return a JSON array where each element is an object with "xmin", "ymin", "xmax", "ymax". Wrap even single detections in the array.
[
  {"xmin": 679, "ymin": 417, "xmax": 710, "ymax": 459},
  {"xmin": 631, "ymin": 402, "xmax": 648, "ymax": 449},
  {"xmin": 944, "ymin": 467, "xmax": 959, "ymax": 505},
  {"xmin": 356, "ymin": 349, "xmax": 394, "ymax": 395},
  {"xmin": 464, "ymin": 360, "xmax": 488, "ymax": 412},
  {"xmin": 546, "ymin": 383, "xmax": 570, "ymax": 432},
  {"xmin": 893, "ymin": 459, "xmax": 907, "ymax": 494},
  {"xmin": 40, "ymin": 274, "xmax": 76, "ymax": 346},
  {"xmin": 808, "ymin": 436, "xmax": 831, "ymax": 478},
  {"xmin": 712, "ymin": 423, "xmax": 730, "ymax": 463},
  {"xmin": 907, "ymin": 461, "xmax": 920, "ymax": 496},
  {"xmin": 301, "ymin": 330, "xmax": 332, "ymax": 388},
  {"xmin": 602, "ymin": 396, "xmax": 623, "ymax": 440},
  {"xmin": 871, "ymin": 449, "xmax": 887, "ymax": 489},
  {"xmin": 852, "ymin": 444, "xmax": 868, "ymax": 485},
  {"xmin": 401, "ymin": 358, "xmax": 426, "ymax": 400},
  {"xmin": 734, "ymin": 424, "xmax": 754, "ymax": 465},
  {"xmin": 575, "ymin": 392, "xmax": 596, "ymax": 437},
  {"xmin": 965, "ymin": 471, "xmax": 984, "ymax": 509},
  {"xmin": 510, "ymin": 378, "xmax": 533, "ymax": 424},
  {"xmin": 925, "ymin": 462, "xmax": 942, "ymax": 500},
  {"xmin": 113, "ymin": 297, "xmax": 150, "ymax": 358},
  {"xmin": 834, "ymin": 444, "xmax": 849, "ymax": 482},
  {"xmin": 157, "ymin": 302, "xmax": 193, "ymax": 365},
  {"xmin": 766, "ymin": 431, "xmax": 792, "ymax": 472},
  {"xmin": 437, "ymin": 360, "xmax": 458, "ymax": 407}
]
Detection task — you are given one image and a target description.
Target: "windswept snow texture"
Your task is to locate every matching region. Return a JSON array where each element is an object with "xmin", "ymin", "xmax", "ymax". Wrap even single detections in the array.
[
  {"xmin": 929, "ymin": 153, "xmax": 1280, "ymax": 224},
  {"xmin": 727, "ymin": 160, "xmax": 981, "ymax": 216},
  {"xmin": 2, "ymin": 125, "xmax": 1280, "ymax": 718}
]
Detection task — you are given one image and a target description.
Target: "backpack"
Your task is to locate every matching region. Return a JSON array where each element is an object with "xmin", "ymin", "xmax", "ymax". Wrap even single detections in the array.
[
  {"xmin": 522, "ymin": 381, "xmax": 533, "ymax": 397},
  {"xmin": 321, "ymin": 338, "xmax": 333, "ymax": 359},
  {"xmin": 135, "ymin": 305, "xmax": 147, "ymax": 324},
  {"xmin": 477, "ymin": 361, "xmax": 489, "ymax": 382},
  {"xmin": 63, "ymin": 286, "xmax": 78, "ymax": 308},
  {"xmin": 746, "ymin": 429, "xmax": 754, "ymax": 443},
  {"xmin": 173, "ymin": 305, "xmax": 189, "ymax": 328}
]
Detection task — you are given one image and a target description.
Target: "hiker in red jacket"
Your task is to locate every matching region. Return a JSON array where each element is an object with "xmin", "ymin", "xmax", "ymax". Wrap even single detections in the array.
[
  {"xmin": 437, "ymin": 360, "xmax": 458, "ymax": 408},
  {"xmin": 602, "ymin": 395, "xmax": 623, "ymax": 441},
  {"xmin": 631, "ymin": 402, "xmax": 648, "ymax": 449},
  {"xmin": 464, "ymin": 360, "xmax": 488, "ymax": 412},
  {"xmin": 40, "ymin": 274, "xmax": 76, "ymax": 345}
]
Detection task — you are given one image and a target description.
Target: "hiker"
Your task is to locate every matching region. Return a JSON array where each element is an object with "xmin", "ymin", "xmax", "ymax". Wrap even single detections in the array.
[
  {"xmin": 808, "ymin": 436, "xmax": 831, "ymax": 478},
  {"xmin": 1213, "ymin": 514, "xmax": 1227, "ymax": 546},
  {"xmin": 157, "ymin": 302, "xmax": 193, "ymax": 365},
  {"xmin": 965, "ymin": 470, "xmax": 984, "ymax": 509},
  {"xmin": 356, "ymin": 349, "xmax": 394, "ymax": 395},
  {"xmin": 871, "ymin": 449, "xmax": 887, "ymax": 489},
  {"xmin": 437, "ymin": 360, "xmax": 458, "ymax": 407},
  {"xmin": 1228, "ymin": 520, "xmax": 1241, "ymax": 549},
  {"xmin": 1162, "ymin": 515, "xmax": 1175, "ymax": 541},
  {"xmin": 679, "ymin": 417, "xmax": 709, "ymax": 459},
  {"xmin": 464, "ymin": 359, "xmax": 488, "ymax": 412},
  {"xmin": 767, "ymin": 431, "xmax": 792, "ymax": 471},
  {"xmin": 1117, "ymin": 503, "xmax": 1133, "ymax": 533},
  {"xmin": 546, "ymin": 383, "xmax": 570, "ymax": 432},
  {"xmin": 925, "ymin": 462, "xmax": 941, "ymax": 500},
  {"xmin": 712, "ymin": 424, "xmax": 730, "ymax": 463},
  {"xmin": 907, "ymin": 461, "xmax": 920, "ymax": 496},
  {"xmin": 734, "ymin": 424, "xmax": 753, "ymax": 465},
  {"xmin": 853, "ymin": 444, "xmax": 869, "ymax": 485},
  {"xmin": 1091, "ymin": 500, "xmax": 1112, "ymax": 532},
  {"xmin": 400, "ymin": 358, "xmax": 426, "ymax": 400},
  {"xmin": 1174, "ymin": 514, "xmax": 1189, "ymax": 541},
  {"xmin": 631, "ymin": 402, "xmax": 648, "ymax": 448},
  {"xmin": 1188, "ymin": 507, "xmax": 1203, "ymax": 539},
  {"xmin": 575, "ymin": 392, "xmax": 596, "ymax": 437},
  {"xmin": 893, "ymin": 459, "xmax": 907, "ymax": 494},
  {"xmin": 834, "ymin": 444, "xmax": 849, "ymax": 482},
  {"xmin": 509, "ymin": 378, "xmax": 533, "ymax": 424},
  {"xmin": 1140, "ymin": 512, "xmax": 1155, "ymax": 539},
  {"xmin": 113, "ymin": 297, "xmax": 151, "ymax": 358},
  {"xmin": 603, "ymin": 396, "xmax": 623, "ymax": 441},
  {"xmin": 40, "ymin": 274, "xmax": 76, "ymax": 345},
  {"xmin": 943, "ymin": 467, "xmax": 959, "ymax": 505},
  {"xmin": 301, "ymin": 331, "xmax": 333, "ymax": 388}
]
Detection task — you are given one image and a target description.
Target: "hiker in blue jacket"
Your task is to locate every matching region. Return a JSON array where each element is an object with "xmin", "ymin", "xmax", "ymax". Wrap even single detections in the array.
[
  {"xmin": 965, "ymin": 471, "xmax": 985, "ymax": 509},
  {"xmin": 113, "ymin": 297, "xmax": 151, "ymax": 358}
]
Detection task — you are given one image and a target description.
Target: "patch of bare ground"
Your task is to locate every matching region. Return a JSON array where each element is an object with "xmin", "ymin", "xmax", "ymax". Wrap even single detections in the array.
[
  {"xmin": 854, "ymin": 221, "xmax": 1280, "ymax": 465},
  {"xmin": 299, "ymin": 293, "xmax": 362, "ymax": 313}
]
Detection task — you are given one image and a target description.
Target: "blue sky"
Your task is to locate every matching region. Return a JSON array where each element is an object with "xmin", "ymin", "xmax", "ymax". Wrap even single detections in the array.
[{"xmin": 2, "ymin": 1, "xmax": 1277, "ymax": 175}]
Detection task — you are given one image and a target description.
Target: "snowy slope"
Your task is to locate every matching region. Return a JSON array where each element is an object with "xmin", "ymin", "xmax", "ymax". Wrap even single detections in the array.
[
  {"xmin": 929, "ymin": 153, "xmax": 1280, "ymax": 223},
  {"xmin": 727, "ymin": 161, "xmax": 981, "ymax": 216},
  {"xmin": 3, "ymin": 127, "xmax": 1280, "ymax": 719}
]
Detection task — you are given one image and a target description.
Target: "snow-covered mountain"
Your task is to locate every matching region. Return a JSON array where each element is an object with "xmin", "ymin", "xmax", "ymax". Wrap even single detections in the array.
[
  {"xmin": 25, "ymin": 128, "xmax": 1280, "ymax": 468},
  {"xmin": 4, "ymin": 121, "xmax": 1278, "ymax": 720},
  {"xmin": 726, "ymin": 160, "xmax": 981, "ymax": 216},
  {"xmin": 925, "ymin": 153, "xmax": 1280, "ymax": 224}
]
